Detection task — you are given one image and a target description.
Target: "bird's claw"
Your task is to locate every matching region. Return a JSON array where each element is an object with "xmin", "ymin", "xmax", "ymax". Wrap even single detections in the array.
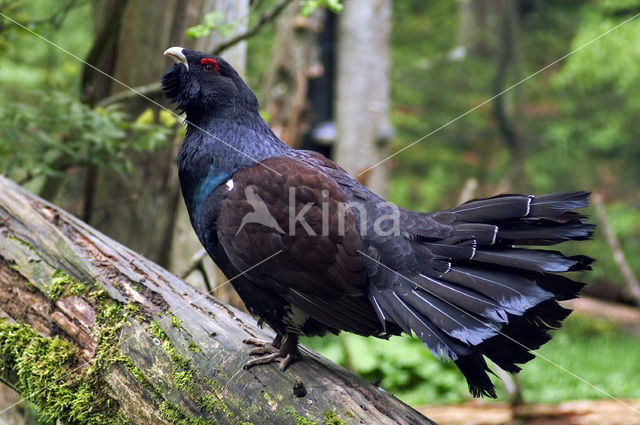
[
  {"xmin": 242, "ymin": 334, "xmax": 297, "ymax": 371},
  {"xmin": 243, "ymin": 353, "xmax": 295, "ymax": 371}
]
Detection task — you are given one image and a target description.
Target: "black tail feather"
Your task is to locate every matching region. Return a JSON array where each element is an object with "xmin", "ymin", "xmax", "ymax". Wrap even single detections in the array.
[
  {"xmin": 370, "ymin": 192, "xmax": 592, "ymax": 398},
  {"xmin": 527, "ymin": 272, "xmax": 586, "ymax": 301},
  {"xmin": 370, "ymin": 287, "xmax": 471, "ymax": 360},
  {"xmin": 497, "ymin": 221, "xmax": 595, "ymax": 245},
  {"xmin": 455, "ymin": 354, "xmax": 496, "ymax": 398},
  {"xmin": 528, "ymin": 192, "xmax": 590, "ymax": 217},
  {"xmin": 449, "ymin": 195, "xmax": 531, "ymax": 222}
]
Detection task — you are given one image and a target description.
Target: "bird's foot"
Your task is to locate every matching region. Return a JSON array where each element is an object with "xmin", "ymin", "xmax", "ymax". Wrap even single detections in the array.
[
  {"xmin": 242, "ymin": 333, "xmax": 298, "ymax": 371},
  {"xmin": 243, "ymin": 352, "xmax": 296, "ymax": 371}
]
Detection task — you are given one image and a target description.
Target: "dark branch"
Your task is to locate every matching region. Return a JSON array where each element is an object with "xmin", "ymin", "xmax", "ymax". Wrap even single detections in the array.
[
  {"xmin": 211, "ymin": 0, "xmax": 295, "ymax": 55},
  {"xmin": 95, "ymin": 82, "xmax": 165, "ymax": 108}
]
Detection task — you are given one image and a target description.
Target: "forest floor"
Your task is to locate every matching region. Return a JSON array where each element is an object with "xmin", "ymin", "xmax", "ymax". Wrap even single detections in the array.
[{"xmin": 417, "ymin": 399, "xmax": 640, "ymax": 425}]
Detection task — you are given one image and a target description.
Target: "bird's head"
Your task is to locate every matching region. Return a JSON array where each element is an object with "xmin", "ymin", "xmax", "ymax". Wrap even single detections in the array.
[{"xmin": 161, "ymin": 46, "xmax": 258, "ymax": 121}]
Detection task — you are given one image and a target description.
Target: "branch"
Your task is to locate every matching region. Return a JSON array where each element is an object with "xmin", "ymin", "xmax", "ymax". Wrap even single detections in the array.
[
  {"xmin": 95, "ymin": 82, "xmax": 162, "ymax": 108},
  {"xmin": 211, "ymin": 0, "xmax": 295, "ymax": 55},
  {"xmin": 592, "ymin": 192, "xmax": 640, "ymax": 308},
  {"xmin": 97, "ymin": 0, "xmax": 295, "ymax": 109},
  {"xmin": 179, "ymin": 247, "xmax": 208, "ymax": 279},
  {"xmin": 0, "ymin": 175, "xmax": 436, "ymax": 425}
]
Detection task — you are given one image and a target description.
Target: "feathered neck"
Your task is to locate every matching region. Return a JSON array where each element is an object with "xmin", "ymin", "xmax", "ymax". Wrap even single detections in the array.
[{"xmin": 177, "ymin": 112, "xmax": 290, "ymax": 222}]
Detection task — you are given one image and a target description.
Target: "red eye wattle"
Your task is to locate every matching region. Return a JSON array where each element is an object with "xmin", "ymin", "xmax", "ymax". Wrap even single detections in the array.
[{"xmin": 200, "ymin": 58, "xmax": 220, "ymax": 74}]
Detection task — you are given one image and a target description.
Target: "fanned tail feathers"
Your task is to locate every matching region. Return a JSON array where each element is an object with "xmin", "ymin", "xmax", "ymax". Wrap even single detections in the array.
[{"xmin": 368, "ymin": 192, "xmax": 593, "ymax": 397}]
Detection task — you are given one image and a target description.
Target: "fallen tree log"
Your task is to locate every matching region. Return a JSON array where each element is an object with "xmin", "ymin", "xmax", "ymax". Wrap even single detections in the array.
[{"xmin": 0, "ymin": 176, "xmax": 436, "ymax": 425}]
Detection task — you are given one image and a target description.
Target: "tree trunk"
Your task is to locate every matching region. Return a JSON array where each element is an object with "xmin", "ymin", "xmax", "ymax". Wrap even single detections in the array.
[
  {"xmin": 79, "ymin": 0, "xmax": 248, "ymax": 269},
  {"xmin": 334, "ymin": 0, "xmax": 392, "ymax": 195},
  {"xmin": 0, "ymin": 175, "xmax": 436, "ymax": 425},
  {"xmin": 260, "ymin": 2, "xmax": 324, "ymax": 148},
  {"xmin": 492, "ymin": 0, "xmax": 528, "ymax": 193}
]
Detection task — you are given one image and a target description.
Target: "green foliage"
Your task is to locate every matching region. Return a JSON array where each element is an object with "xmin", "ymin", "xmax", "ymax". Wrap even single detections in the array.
[
  {"xmin": 302, "ymin": 333, "xmax": 470, "ymax": 405},
  {"xmin": 0, "ymin": 0, "xmax": 92, "ymax": 95},
  {"xmin": 0, "ymin": 0, "xmax": 172, "ymax": 199},
  {"xmin": 0, "ymin": 93, "xmax": 170, "ymax": 183},
  {"xmin": 185, "ymin": 11, "xmax": 236, "ymax": 40},
  {"xmin": 518, "ymin": 315, "xmax": 640, "ymax": 402},
  {"xmin": 388, "ymin": 0, "xmax": 640, "ymax": 298},
  {"xmin": 546, "ymin": 9, "xmax": 640, "ymax": 190},
  {"xmin": 300, "ymin": 0, "xmax": 344, "ymax": 16}
]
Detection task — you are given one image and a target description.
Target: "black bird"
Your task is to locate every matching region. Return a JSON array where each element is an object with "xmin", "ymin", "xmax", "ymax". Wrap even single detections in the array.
[{"xmin": 161, "ymin": 46, "xmax": 593, "ymax": 398}]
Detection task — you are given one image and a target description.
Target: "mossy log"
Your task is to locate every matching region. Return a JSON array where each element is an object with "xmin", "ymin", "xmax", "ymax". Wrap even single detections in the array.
[{"xmin": 0, "ymin": 176, "xmax": 436, "ymax": 425}]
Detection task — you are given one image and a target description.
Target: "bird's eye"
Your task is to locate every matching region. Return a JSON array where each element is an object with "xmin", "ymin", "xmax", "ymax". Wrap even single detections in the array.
[{"xmin": 200, "ymin": 58, "xmax": 220, "ymax": 74}]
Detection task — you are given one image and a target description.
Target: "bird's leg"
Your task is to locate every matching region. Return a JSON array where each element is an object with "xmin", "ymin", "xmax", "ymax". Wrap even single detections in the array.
[{"xmin": 243, "ymin": 333, "xmax": 299, "ymax": 371}]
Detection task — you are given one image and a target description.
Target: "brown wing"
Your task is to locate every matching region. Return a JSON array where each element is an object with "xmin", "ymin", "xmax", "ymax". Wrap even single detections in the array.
[
  {"xmin": 217, "ymin": 156, "xmax": 388, "ymax": 336},
  {"xmin": 217, "ymin": 156, "xmax": 367, "ymax": 298}
]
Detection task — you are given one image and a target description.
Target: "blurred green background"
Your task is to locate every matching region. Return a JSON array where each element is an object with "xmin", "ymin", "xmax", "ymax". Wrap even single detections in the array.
[{"xmin": 1, "ymin": 0, "xmax": 639, "ymax": 417}]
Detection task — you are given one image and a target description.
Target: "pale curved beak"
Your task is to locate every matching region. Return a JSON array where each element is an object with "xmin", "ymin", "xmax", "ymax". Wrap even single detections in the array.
[{"xmin": 164, "ymin": 46, "xmax": 188, "ymax": 70}]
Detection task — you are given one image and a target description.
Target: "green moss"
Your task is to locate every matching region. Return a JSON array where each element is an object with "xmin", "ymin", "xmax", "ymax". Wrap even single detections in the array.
[
  {"xmin": 125, "ymin": 303, "xmax": 139, "ymax": 314},
  {"xmin": 169, "ymin": 313, "xmax": 182, "ymax": 328},
  {"xmin": 262, "ymin": 392, "xmax": 276, "ymax": 407},
  {"xmin": 285, "ymin": 407, "xmax": 317, "ymax": 425},
  {"xmin": 295, "ymin": 416, "xmax": 317, "ymax": 425},
  {"xmin": 87, "ymin": 286, "xmax": 108, "ymax": 301},
  {"xmin": 49, "ymin": 269, "xmax": 86, "ymax": 299},
  {"xmin": 0, "ymin": 319, "xmax": 127, "ymax": 425},
  {"xmin": 196, "ymin": 393, "xmax": 219, "ymax": 412},
  {"xmin": 118, "ymin": 356, "xmax": 153, "ymax": 392},
  {"xmin": 159, "ymin": 400, "xmax": 215, "ymax": 425},
  {"xmin": 147, "ymin": 321, "xmax": 200, "ymax": 397},
  {"xmin": 0, "ymin": 275, "xmax": 241, "ymax": 425},
  {"xmin": 148, "ymin": 320, "xmax": 168, "ymax": 341},
  {"xmin": 322, "ymin": 410, "xmax": 346, "ymax": 425},
  {"xmin": 159, "ymin": 340, "xmax": 191, "ymax": 370},
  {"xmin": 188, "ymin": 341, "xmax": 203, "ymax": 353},
  {"xmin": 148, "ymin": 320, "xmax": 191, "ymax": 370},
  {"xmin": 8, "ymin": 235, "xmax": 36, "ymax": 252},
  {"xmin": 173, "ymin": 369, "xmax": 195, "ymax": 391},
  {"xmin": 196, "ymin": 392, "xmax": 235, "ymax": 417}
]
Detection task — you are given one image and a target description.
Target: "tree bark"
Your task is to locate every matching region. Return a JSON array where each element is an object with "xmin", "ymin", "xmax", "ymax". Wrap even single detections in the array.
[
  {"xmin": 0, "ymin": 175, "xmax": 436, "ymax": 425},
  {"xmin": 334, "ymin": 0, "xmax": 392, "ymax": 195}
]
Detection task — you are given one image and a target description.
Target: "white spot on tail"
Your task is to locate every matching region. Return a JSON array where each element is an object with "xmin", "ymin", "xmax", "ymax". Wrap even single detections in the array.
[
  {"xmin": 525, "ymin": 195, "xmax": 533, "ymax": 216},
  {"xmin": 490, "ymin": 225, "xmax": 498, "ymax": 244}
]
